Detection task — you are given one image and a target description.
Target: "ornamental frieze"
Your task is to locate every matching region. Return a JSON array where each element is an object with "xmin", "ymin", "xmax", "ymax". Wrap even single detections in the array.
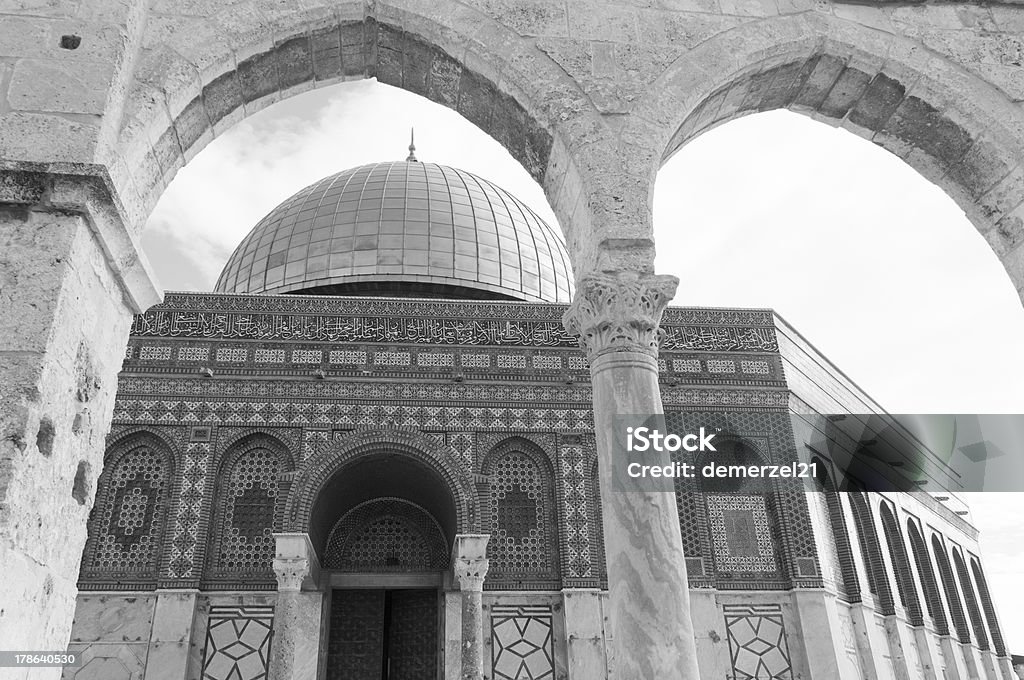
[
  {"xmin": 129, "ymin": 310, "xmax": 778, "ymax": 352},
  {"xmin": 156, "ymin": 292, "xmax": 776, "ymax": 328}
]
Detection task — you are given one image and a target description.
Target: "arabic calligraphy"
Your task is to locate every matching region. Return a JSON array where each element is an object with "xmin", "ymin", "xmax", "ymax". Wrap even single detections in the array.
[{"xmin": 130, "ymin": 311, "xmax": 778, "ymax": 352}]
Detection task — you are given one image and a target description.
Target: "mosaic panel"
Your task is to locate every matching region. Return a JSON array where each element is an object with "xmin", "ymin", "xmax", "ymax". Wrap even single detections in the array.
[
  {"xmin": 531, "ymin": 355, "xmax": 562, "ymax": 370},
  {"xmin": 707, "ymin": 359, "xmax": 736, "ymax": 374},
  {"xmin": 115, "ymin": 376, "xmax": 790, "ymax": 410},
  {"xmin": 140, "ymin": 346, "xmax": 171, "ymax": 360},
  {"xmin": 178, "ymin": 347, "xmax": 210, "ymax": 362},
  {"xmin": 447, "ymin": 432, "xmax": 475, "ymax": 470},
  {"xmin": 491, "ymin": 604, "xmax": 555, "ymax": 680},
  {"xmin": 290, "ymin": 349, "xmax": 322, "ymax": 364},
  {"xmin": 83, "ymin": 444, "xmax": 169, "ymax": 581},
  {"xmin": 417, "ymin": 352, "xmax": 455, "ymax": 367},
  {"xmin": 374, "ymin": 351, "xmax": 411, "ymax": 366},
  {"xmin": 723, "ymin": 604, "xmax": 794, "ymax": 680},
  {"xmin": 124, "ymin": 345, "xmax": 133, "ymax": 360},
  {"xmin": 253, "ymin": 348, "xmax": 284, "ymax": 363},
  {"xmin": 488, "ymin": 448, "xmax": 557, "ymax": 578},
  {"xmin": 201, "ymin": 605, "xmax": 273, "ymax": 680},
  {"xmin": 741, "ymin": 360, "xmax": 771, "ymax": 375},
  {"xmin": 166, "ymin": 442, "xmax": 210, "ymax": 579},
  {"xmin": 215, "ymin": 348, "xmax": 247, "ymax": 362},
  {"xmin": 329, "ymin": 350, "xmax": 367, "ymax": 365},
  {"xmin": 209, "ymin": 447, "xmax": 283, "ymax": 577},
  {"xmin": 672, "ymin": 358, "xmax": 701, "ymax": 373},
  {"xmin": 559, "ymin": 444, "xmax": 592, "ymax": 578},
  {"xmin": 498, "ymin": 354, "xmax": 527, "ymax": 369},
  {"xmin": 708, "ymin": 495, "xmax": 777, "ymax": 572},
  {"xmin": 115, "ymin": 398, "xmax": 593, "ymax": 431},
  {"xmin": 567, "ymin": 356, "xmax": 588, "ymax": 370},
  {"xmin": 461, "ymin": 354, "xmax": 492, "ymax": 368}
]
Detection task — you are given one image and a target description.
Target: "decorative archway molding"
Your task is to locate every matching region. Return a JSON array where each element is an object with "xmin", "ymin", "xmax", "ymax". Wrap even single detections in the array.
[
  {"xmin": 627, "ymin": 13, "xmax": 1024, "ymax": 301},
  {"xmin": 282, "ymin": 427, "xmax": 479, "ymax": 537}
]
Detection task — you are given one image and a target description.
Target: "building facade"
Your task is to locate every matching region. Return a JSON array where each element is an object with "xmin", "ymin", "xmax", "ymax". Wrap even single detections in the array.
[{"xmin": 61, "ymin": 160, "xmax": 1013, "ymax": 680}]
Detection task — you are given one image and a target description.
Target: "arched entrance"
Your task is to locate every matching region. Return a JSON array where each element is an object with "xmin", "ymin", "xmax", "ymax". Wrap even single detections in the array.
[{"xmin": 301, "ymin": 437, "xmax": 467, "ymax": 680}]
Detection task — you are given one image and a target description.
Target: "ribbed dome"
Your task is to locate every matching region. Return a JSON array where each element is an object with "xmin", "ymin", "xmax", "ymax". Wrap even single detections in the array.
[{"xmin": 214, "ymin": 161, "xmax": 573, "ymax": 302}]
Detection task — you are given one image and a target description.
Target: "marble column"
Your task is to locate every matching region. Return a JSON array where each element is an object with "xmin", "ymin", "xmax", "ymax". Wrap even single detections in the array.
[
  {"xmin": 563, "ymin": 271, "xmax": 700, "ymax": 680},
  {"xmin": 452, "ymin": 534, "xmax": 490, "ymax": 680},
  {"xmin": 270, "ymin": 533, "xmax": 323, "ymax": 680}
]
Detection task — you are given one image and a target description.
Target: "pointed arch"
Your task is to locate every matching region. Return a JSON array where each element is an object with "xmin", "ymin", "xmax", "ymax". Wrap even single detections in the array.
[
  {"xmin": 848, "ymin": 492, "xmax": 895, "ymax": 615},
  {"xmin": 907, "ymin": 518, "xmax": 949, "ymax": 636},
  {"xmin": 878, "ymin": 502, "xmax": 923, "ymax": 626},
  {"xmin": 932, "ymin": 534, "xmax": 971, "ymax": 644},
  {"xmin": 951, "ymin": 547, "xmax": 989, "ymax": 651},
  {"xmin": 480, "ymin": 435, "xmax": 560, "ymax": 586},
  {"xmin": 969, "ymin": 556, "xmax": 1007, "ymax": 657},
  {"xmin": 79, "ymin": 432, "xmax": 175, "ymax": 588}
]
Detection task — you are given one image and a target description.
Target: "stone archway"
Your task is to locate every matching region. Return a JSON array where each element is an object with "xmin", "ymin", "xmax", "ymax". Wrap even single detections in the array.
[
  {"xmin": 6, "ymin": 3, "xmax": 1024, "ymax": 677},
  {"xmin": 627, "ymin": 13, "xmax": 1024, "ymax": 301}
]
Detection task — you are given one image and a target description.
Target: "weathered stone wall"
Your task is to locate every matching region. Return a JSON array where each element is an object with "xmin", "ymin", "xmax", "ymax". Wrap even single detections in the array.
[{"xmin": 0, "ymin": 205, "xmax": 137, "ymax": 673}]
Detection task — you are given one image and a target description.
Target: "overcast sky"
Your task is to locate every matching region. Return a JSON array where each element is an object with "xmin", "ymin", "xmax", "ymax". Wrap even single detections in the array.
[{"xmin": 143, "ymin": 80, "xmax": 1024, "ymax": 651}]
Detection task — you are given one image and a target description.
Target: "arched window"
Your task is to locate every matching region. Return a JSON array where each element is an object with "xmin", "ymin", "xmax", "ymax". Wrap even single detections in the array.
[
  {"xmin": 931, "ymin": 534, "xmax": 971, "ymax": 644},
  {"xmin": 205, "ymin": 436, "xmax": 289, "ymax": 584},
  {"xmin": 482, "ymin": 438, "xmax": 559, "ymax": 584},
  {"xmin": 848, "ymin": 492, "xmax": 895, "ymax": 615},
  {"xmin": 878, "ymin": 503, "xmax": 923, "ymax": 625},
  {"xmin": 969, "ymin": 557, "xmax": 1006, "ymax": 656},
  {"xmin": 80, "ymin": 435, "xmax": 173, "ymax": 587},
  {"xmin": 809, "ymin": 458, "xmax": 859, "ymax": 600},
  {"xmin": 907, "ymin": 519, "xmax": 949, "ymax": 635},
  {"xmin": 952, "ymin": 548, "xmax": 989, "ymax": 650},
  {"xmin": 698, "ymin": 438, "xmax": 783, "ymax": 579}
]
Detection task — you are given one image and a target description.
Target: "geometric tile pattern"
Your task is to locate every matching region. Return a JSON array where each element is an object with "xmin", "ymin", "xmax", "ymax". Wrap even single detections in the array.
[
  {"xmin": 723, "ymin": 604, "xmax": 794, "ymax": 680},
  {"xmin": 491, "ymin": 604, "xmax": 555, "ymax": 680},
  {"xmin": 488, "ymin": 451, "xmax": 551, "ymax": 576},
  {"xmin": 166, "ymin": 442, "xmax": 210, "ymax": 579},
  {"xmin": 84, "ymin": 443, "xmax": 170, "ymax": 581},
  {"xmin": 708, "ymin": 495, "xmax": 777, "ymax": 572},
  {"xmin": 559, "ymin": 444, "xmax": 592, "ymax": 578},
  {"xmin": 447, "ymin": 432, "xmax": 475, "ymax": 470},
  {"xmin": 212, "ymin": 447, "xmax": 282, "ymax": 576},
  {"xmin": 201, "ymin": 605, "xmax": 274, "ymax": 680}
]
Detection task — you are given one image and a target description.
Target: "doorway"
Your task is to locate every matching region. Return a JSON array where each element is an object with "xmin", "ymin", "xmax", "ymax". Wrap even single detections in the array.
[{"xmin": 326, "ymin": 588, "xmax": 440, "ymax": 680}]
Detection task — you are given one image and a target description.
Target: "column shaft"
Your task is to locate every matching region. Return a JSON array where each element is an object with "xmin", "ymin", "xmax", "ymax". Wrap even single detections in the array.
[{"xmin": 563, "ymin": 272, "xmax": 700, "ymax": 680}]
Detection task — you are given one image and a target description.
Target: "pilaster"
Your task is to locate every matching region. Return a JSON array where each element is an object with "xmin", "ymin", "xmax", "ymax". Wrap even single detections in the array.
[{"xmin": 452, "ymin": 534, "xmax": 490, "ymax": 680}]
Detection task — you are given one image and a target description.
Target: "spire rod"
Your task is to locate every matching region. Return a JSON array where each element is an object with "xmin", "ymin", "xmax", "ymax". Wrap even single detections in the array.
[{"xmin": 406, "ymin": 128, "xmax": 418, "ymax": 162}]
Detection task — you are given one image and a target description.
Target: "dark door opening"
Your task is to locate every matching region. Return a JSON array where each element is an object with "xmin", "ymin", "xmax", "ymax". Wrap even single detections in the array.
[{"xmin": 327, "ymin": 588, "xmax": 439, "ymax": 680}]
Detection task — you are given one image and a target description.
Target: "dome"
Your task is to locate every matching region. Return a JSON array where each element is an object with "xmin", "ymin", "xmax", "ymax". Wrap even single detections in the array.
[{"xmin": 214, "ymin": 160, "xmax": 573, "ymax": 302}]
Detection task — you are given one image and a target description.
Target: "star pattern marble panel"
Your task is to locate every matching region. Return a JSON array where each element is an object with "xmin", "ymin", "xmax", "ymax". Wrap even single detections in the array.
[
  {"xmin": 491, "ymin": 604, "xmax": 555, "ymax": 680},
  {"xmin": 201, "ymin": 605, "xmax": 274, "ymax": 680},
  {"xmin": 724, "ymin": 604, "xmax": 794, "ymax": 680}
]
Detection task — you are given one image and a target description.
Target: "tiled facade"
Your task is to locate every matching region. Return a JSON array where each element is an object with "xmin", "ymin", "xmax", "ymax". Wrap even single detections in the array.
[{"xmin": 65, "ymin": 295, "xmax": 1011, "ymax": 680}]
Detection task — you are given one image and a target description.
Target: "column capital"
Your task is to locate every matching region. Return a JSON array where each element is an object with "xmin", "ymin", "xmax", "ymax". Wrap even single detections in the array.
[
  {"xmin": 562, "ymin": 271, "xmax": 678, "ymax": 360},
  {"xmin": 452, "ymin": 534, "xmax": 490, "ymax": 592},
  {"xmin": 272, "ymin": 533, "xmax": 320, "ymax": 592}
]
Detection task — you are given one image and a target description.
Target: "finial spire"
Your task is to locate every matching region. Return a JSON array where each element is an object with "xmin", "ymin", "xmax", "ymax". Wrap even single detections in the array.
[{"xmin": 406, "ymin": 128, "xmax": 418, "ymax": 162}]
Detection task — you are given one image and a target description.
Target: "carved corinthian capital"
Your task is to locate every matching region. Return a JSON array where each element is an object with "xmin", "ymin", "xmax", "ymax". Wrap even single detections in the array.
[{"xmin": 562, "ymin": 271, "xmax": 678, "ymax": 360}]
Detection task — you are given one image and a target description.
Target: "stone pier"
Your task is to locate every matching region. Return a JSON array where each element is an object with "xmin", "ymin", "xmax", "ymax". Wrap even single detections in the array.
[{"xmin": 563, "ymin": 271, "xmax": 701, "ymax": 680}]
